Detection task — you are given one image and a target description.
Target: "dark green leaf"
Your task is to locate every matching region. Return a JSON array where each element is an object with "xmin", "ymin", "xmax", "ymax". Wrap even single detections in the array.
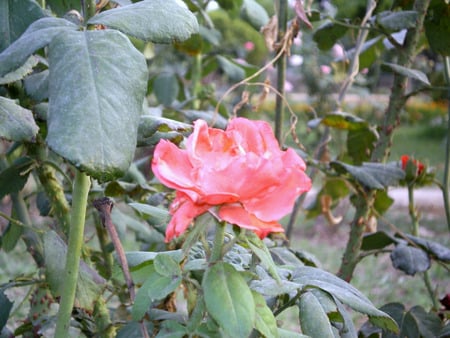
[
  {"xmin": 0, "ymin": 17, "xmax": 78, "ymax": 77},
  {"xmin": 156, "ymin": 320, "xmax": 188, "ymax": 338},
  {"xmin": 292, "ymin": 266, "xmax": 398, "ymax": 332},
  {"xmin": 361, "ymin": 231, "xmax": 398, "ymax": 251},
  {"xmin": 425, "ymin": 0, "xmax": 450, "ymax": 56},
  {"xmin": 375, "ymin": 10, "xmax": 418, "ymax": 32},
  {"xmin": 0, "ymin": 157, "xmax": 34, "ymax": 200},
  {"xmin": 347, "ymin": 127, "xmax": 378, "ymax": 164},
  {"xmin": 116, "ymin": 321, "xmax": 154, "ymax": 338},
  {"xmin": 203, "ymin": 262, "xmax": 255, "ymax": 337},
  {"xmin": 252, "ymin": 291, "xmax": 279, "ymax": 338},
  {"xmin": 373, "ymin": 189, "xmax": 394, "ymax": 215},
  {"xmin": 128, "ymin": 203, "xmax": 170, "ymax": 225},
  {"xmin": 180, "ymin": 109, "xmax": 228, "ymax": 129},
  {"xmin": 344, "ymin": 37, "xmax": 384, "ymax": 69},
  {"xmin": 313, "ymin": 20, "xmax": 348, "ymax": 51},
  {"xmin": 277, "ymin": 328, "xmax": 309, "ymax": 338},
  {"xmin": 125, "ymin": 250, "xmax": 183, "ymax": 269},
  {"xmin": 88, "ymin": 0, "xmax": 199, "ymax": 44},
  {"xmin": 154, "ymin": 253, "xmax": 182, "ymax": 277},
  {"xmin": 46, "ymin": 0, "xmax": 82, "ymax": 17},
  {"xmin": 43, "ymin": 231, "xmax": 106, "ymax": 311},
  {"xmin": 0, "ymin": 97, "xmax": 39, "ymax": 142},
  {"xmin": 24, "ymin": 69, "xmax": 49, "ymax": 101},
  {"xmin": 0, "ymin": 221, "xmax": 23, "ymax": 252},
  {"xmin": 241, "ymin": 0, "xmax": 269, "ymax": 30},
  {"xmin": 137, "ymin": 115, "xmax": 192, "ymax": 147},
  {"xmin": 390, "ymin": 244, "xmax": 431, "ymax": 275},
  {"xmin": 298, "ymin": 291, "xmax": 335, "ymax": 338},
  {"xmin": 0, "ymin": 55, "xmax": 39, "ymax": 84},
  {"xmin": 439, "ymin": 322, "xmax": 450, "ymax": 338},
  {"xmin": 331, "ymin": 161, "xmax": 405, "ymax": 189},
  {"xmin": 0, "ymin": 0, "xmax": 47, "ymax": 52},
  {"xmin": 216, "ymin": 55, "xmax": 245, "ymax": 81},
  {"xmin": 383, "ymin": 62, "xmax": 430, "ymax": 86},
  {"xmin": 216, "ymin": 0, "xmax": 244, "ymax": 14},
  {"xmin": 153, "ymin": 72, "xmax": 179, "ymax": 106},
  {"xmin": 0, "ymin": 289, "xmax": 13, "ymax": 331},
  {"xmin": 404, "ymin": 234, "xmax": 450, "ymax": 262},
  {"xmin": 131, "ymin": 265, "xmax": 182, "ymax": 320},
  {"xmin": 409, "ymin": 306, "xmax": 442, "ymax": 338},
  {"xmin": 46, "ymin": 29, "xmax": 148, "ymax": 182}
]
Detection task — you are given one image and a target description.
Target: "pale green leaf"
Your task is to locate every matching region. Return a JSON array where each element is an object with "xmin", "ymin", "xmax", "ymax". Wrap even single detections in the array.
[
  {"xmin": 0, "ymin": 17, "xmax": 78, "ymax": 77},
  {"xmin": 204, "ymin": 262, "xmax": 255, "ymax": 337},
  {"xmin": 252, "ymin": 291, "xmax": 279, "ymax": 338},
  {"xmin": 298, "ymin": 291, "xmax": 335, "ymax": 338},
  {"xmin": 0, "ymin": 96, "xmax": 39, "ymax": 142},
  {"xmin": 88, "ymin": 0, "xmax": 199, "ymax": 43},
  {"xmin": 0, "ymin": 55, "xmax": 39, "ymax": 84},
  {"xmin": 46, "ymin": 29, "xmax": 148, "ymax": 182},
  {"xmin": 383, "ymin": 62, "xmax": 430, "ymax": 86}
]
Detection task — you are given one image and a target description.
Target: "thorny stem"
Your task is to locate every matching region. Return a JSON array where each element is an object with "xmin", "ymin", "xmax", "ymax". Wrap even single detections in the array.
[
  {"xmin": 338, "ymin": 0, "xmax": 432, "ymax": 282},
  {"xmin": 55, "ymin": 171, "xmax": 91, "ymax": 337},
  {"xmin": 275, "ymin": 0, "xmax": 288, "ymax": 144},
  {"xmin": 442, "ymin": 56, "xmax": 450, "ymax": 231}
]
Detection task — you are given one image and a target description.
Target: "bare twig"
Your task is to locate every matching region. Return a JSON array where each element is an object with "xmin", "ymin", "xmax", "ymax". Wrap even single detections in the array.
[{"xmin": 93, "ymin": 197, "xmax": 135, "ymax": 301}]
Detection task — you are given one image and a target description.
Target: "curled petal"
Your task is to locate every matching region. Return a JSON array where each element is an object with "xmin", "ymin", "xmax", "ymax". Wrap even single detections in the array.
[
  {"xmin": 165, "ymin": 193, "xmax": 210, "ymax": 242},
  {"xmin": 218, "ymin": 203, "xmax": 284, "ymax": 238}
]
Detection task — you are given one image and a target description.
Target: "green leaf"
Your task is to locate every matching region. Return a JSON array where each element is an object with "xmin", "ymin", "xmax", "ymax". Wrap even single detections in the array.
[
  {"xmin": 43, "ymin": 231, "xmax": 106, "ymax": 311},
  {"xmin": 137, "ymin": 115, "xmax": 192, "ymax": 147},
  {"xmin": 382, "ymin": 62, "xmax": 430, "ymax": 86},
  {"xmin": 46, "ymin": 29, "xmax": 148, "ymax": 182},
  {"xmin": 344, "ymin": 36, "xmax": 384, "ymax": 69},
  {"xmin": 390, "ymin": 243, "xmax": 431, "ymax": 275},
  {"xmin": 408, "ymin": 306, "xmax": 443, "ymax": 338},
  {"xmin": 321, "ymin": 112, "xmax": 368, "ymax": 130},
  {"xmin": 298, "ymin": 291, "xmax": 335, "ymax": 338},
  {"xmin": 45, "ymin": 0, "xmax": 82, "ymax": 17},
  {"xmin": 331, "ymin": 161, "xmax": 405, "ymax": 189},
  {"xmin": 347, "ymin": 127, "xmax": 378, "ymax": 164},
  {"xmin": 24, "ymin": 69, "xmax": 49, "ymax": 101},
  {"xmin": 0, "ymin": 17, "xmax": 78, "ymax": 77},
  {"xmin": 153, "ymin": 72, "xmax": 180, "ymax": 106},
  {"xmin": 0, "ymin": 221, "xmax": 23, "ymax": 252},
  {"xmin": 0, "ymin": 289, "xmax": 13, "ymax": 331},
  {"xmin": 0, "ymin": 0, "xmax": 47, "ymax": 52},
  {"xmin": 0, "ymin": 97, "xmax": 39, "ymax": 142},
  {"xmin": 0, "ymin": 55, "xmax": 39, "ymax": 84},
  {"xmin": 404, "ymin": 234, "xmax": 450, "ymax": 262},
  {"xmin": 277, "ymin": 328, "xmax": 310, "ymax": 338},
  {"xmin": 241, "ymin": 0, "xmax": 269, "ymax": 30},
  {"xmin": 128, "ymin": 203, "xmax": 170, "ymax": 225},
  {"xmin": 252, "ymin": 291, "xmax": 279, "ymax": 338},
  {"xmin": 180, "ymin": 109, "xmax": 228, "ymax": 129},
  {"xmin": 156, "ymin": 320, "xmax": 188, "ymax": 338},
  {"xmin": 116, "ymin": 321, "xmax": 154, "ymax": 338},
  {"xmin": 216, "ymin": 0, "xmax": 244, "ymax": 14},
  {"xmin": 425, "ymin": 0, "xmax": 450, "ymax": 56},
  {"xmin": 203, "ymin": 262, "xmax": 255, "ymax": 337},
  {"xmin": 216, "ymin": 55, "xmax": 245, "ymax": 81},
  {"xmin": 375, "ymin": 10, "xmax": 418, "ymax": 32},
  {"xmin": 373, "ymin": 189, "xmax": 394, "ymax": 215},
  {"xmin": 246, "ymin": 232, "xmax": 281, "ymax": 282},
  {"xmin": 88, "ymin": 0, "xmax": 199, "ymax": 44},
  {"xmin": 313, "ymin": 20, "xmax": 348, "ymax": 51},
  {"xmin": 125, "ymin": 250, "xmax": 183, "ymax": 269},
  {"xmin": 131, "ymin": 265, "xmax": 182, "ymax": 320},
  {"xmin": 0, "ymin": 157, "xmax": 34, "ymax": 200},
  {"xmin": 292, "ymin": 266, "xmax": 398, "ymax": 333},
  {"xmin": 154, "ymin": 253, "xmax": 182, "ymax": 277},
  {"xmin": 361, "ymin": 231, "xmax": 398, "ymax": 251}
]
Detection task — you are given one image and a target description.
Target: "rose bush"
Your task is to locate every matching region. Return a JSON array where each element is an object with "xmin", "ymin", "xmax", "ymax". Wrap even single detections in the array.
[{"xmin": 152, "ymin": 117, "xmax": 312, "ymax": 242}]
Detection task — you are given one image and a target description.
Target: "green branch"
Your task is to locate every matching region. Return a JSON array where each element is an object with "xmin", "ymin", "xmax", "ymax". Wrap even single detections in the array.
[{"xmin": 55, "ymin": 171, "xmax": 91, "ymax": 337}]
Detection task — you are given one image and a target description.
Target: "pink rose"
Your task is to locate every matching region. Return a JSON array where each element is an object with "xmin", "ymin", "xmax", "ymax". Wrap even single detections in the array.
[{"xmin": 151, "ymin": 118, "xmax": 311, "ymax": 242}]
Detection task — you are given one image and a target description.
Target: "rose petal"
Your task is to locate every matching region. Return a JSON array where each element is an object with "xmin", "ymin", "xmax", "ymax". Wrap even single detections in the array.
[
  {"xmin": 218, "ymin": 203, "xmax": 284, "ymax": 238},
  {"xmin": 165, "ymin": 193, "xmax": 210, "ymax": 242}
]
